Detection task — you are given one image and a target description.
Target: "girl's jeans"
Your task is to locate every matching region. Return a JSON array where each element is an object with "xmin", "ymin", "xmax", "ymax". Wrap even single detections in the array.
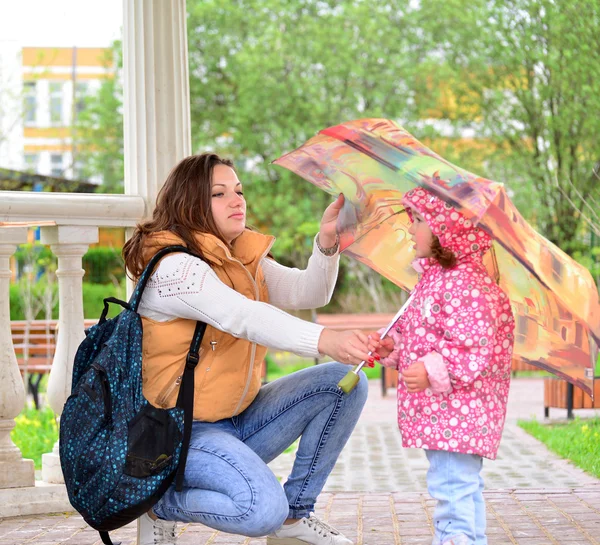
[
  {"xmin": 425, "ymin": 449, "xmax": 486, "ymax": 545},
  {"xmin": 153, "ymin": 362, "xmax": 368, "ymax": 537}
]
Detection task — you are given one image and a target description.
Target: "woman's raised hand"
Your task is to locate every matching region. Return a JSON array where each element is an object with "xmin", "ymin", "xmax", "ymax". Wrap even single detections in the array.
[
  {"xmin": 318, "ymin": 194, "xmax": 345, "ymax": 248},
  {"xmin": 318, "ymin": 328, "xmax": 377, "ymax": 367}
]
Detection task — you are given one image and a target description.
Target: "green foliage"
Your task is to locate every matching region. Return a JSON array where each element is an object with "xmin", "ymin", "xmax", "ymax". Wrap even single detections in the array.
[
  {"xmin": 10, "ymin": 281, "xmax": 125, "ymax": 320},
  {"xmin": 573, "ymin": 247, "xmax": 600, "ymax": 289},
  {"xmin": 83, "ymin": 246, "xmax": 125, "ymax": 284},
  {"xmin": 186, "ymin": 0, "xmax": 423, "ymax": 262},
  {"xmin": 14, "ymin": 243, "xmax": 54, "ymax": 271},
  {"xmin": 415, "ymin": 0, "xmax": 600, "ymax": 253},
  {"xmin": 11, "ymin": 406, "xmax": 58, "ymax": 470},
  {"xmin": 265, "ymin": 352, "xmax": 381, "ymax": 381},
  {"xmin": 16, "ymin": 242, "xmax": 124, "ymax": 284},
  {"xmin": 70, "ymin": 1, "xmax": 600, "ymax": 276},
  {"xmin": 9, "ymin": 280, "xmax": 58, "ymax": 321},
  {"xmin": 81, "ymin": 281, "xmax": 127, "ymax": 319},
  {"xmin": 10, "ymin": 242, "xmax": 125, "ymax": 320},
  {"xmin": 74, "ymin": 43, "xmax": 124, "ymax": 194},
  {"xmin": 519, "ymin": 417, "xmax": 600, "ymax": 478}
]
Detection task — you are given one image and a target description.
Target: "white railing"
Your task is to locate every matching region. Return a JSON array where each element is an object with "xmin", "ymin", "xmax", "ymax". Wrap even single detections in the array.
[
  {"xmin": 0, "ymin": 0, "xmax": 191, "ymax": 517},
  {"xmin": 0, "ymin": 208, "xmax": 143, "ymax": 489}
]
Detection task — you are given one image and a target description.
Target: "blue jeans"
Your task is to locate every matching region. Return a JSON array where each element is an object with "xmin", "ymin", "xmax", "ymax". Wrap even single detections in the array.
[
  {"xmin": 425, "ymin": 450, "xmax": 486, "ymax": 545},
  {"xmin": 153, "ymin": 362, "xmax": 368, "ymax": 537}
]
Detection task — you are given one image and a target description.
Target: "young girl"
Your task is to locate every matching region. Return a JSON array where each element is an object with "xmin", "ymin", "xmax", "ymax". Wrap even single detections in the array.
[{"xmin": 369, "ymin": 187, "xmax": 515, "ymax": 545}]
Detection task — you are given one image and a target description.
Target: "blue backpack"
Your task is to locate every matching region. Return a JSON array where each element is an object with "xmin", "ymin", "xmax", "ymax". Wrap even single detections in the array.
[{"xmin": 60, "ymin": 246, "xmax": 205, "ymax": 545}]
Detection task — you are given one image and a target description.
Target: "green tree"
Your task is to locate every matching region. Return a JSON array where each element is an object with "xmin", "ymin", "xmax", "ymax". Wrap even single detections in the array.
[
  {"xmin": 74, "ymin": 43, "xmax": 124, "ymax": 193},
  {"xmin": 414, "ymin": 0, "xmax": 600, "ymax": 254},
  {"xmin": 186, "ymin": 0, "xmax": 425, "ymax": 264}
]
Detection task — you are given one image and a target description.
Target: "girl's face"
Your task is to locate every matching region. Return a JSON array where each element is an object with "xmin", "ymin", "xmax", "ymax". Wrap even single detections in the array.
[
  {"xmin": 407, "ymin": 208, "xmax": 434, "ymax": 258},
  {"xmin": 211, "ymin": 164, "xmax": 246, "ymax": 244}
]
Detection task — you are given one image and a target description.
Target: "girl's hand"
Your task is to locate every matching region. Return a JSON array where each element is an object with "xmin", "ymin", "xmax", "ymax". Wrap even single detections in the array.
[
  {"xmin": 318, "ymin": 328, "xmax": 376, "ymax": 367},
  {"xmin": 401, "ymin": 361, "xmax": 430, "ymax": 393},
  {"xmin": 318, "ymin": 194, "xmax": 344, "ymax": 248},
  {"xmin": 367, "ymin": 332, "xmax": 395, "ymax": 359}
]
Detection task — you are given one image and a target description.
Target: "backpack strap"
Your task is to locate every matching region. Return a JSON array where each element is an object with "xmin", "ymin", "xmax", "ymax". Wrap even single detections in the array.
[
  {"xmin": 174, "ymin": 320, "xmax": 206, "ymax": 491},
  {"xmin": 99, "ymin": 531, "xmax": 120, "ymax": 545},
  {"xmin": 129, "ymin": 245, "xmax": 191, "ymax": 311},
  {"xmin": 128, "ymin": 244, "xmax": 208, "ymax": 491}
]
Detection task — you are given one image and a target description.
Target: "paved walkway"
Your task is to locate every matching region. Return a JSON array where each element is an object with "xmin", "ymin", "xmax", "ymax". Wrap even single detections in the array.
[{"xmin": 2, "ymin": 378, "xmax": 600, "ymax": 545}]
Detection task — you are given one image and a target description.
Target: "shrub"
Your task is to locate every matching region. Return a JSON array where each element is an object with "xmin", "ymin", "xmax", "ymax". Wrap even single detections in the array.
[
  {"xmin": 11, "ymin": 405, "xmax": 58, "ymax": 470},
  {"xmin": 83, "ymin": 246, "xmax": 125, "ymax": 284},
  {"xmin": 10, "ymin": 280, "xmax": 126, "ymax": 320}
]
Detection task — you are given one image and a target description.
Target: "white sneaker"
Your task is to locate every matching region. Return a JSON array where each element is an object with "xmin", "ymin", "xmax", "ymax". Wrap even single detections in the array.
[
  {"xmin": 137, "ymin": 511, "xmax": 178, "ymax": 545},
  {"xmin": 267, "ymin": 514, "xmax": 353, "ymax": 545}
]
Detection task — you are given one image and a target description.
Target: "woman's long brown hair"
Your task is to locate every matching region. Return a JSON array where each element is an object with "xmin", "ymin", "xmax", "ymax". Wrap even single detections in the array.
[{"xmin": 123, "ymin": 153, "xmax": 234, "ymax": 279}]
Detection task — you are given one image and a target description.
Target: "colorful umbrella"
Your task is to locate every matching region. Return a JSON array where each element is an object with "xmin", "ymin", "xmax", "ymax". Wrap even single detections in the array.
[{"xmin": 274, "ymin": 118, "xmax": 600, "ymax": 395}]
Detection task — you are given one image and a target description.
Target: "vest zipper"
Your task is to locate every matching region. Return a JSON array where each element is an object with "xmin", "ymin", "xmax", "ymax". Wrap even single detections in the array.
[
  {"xmin": 157, "ymin": 375, "xmax": 182, "ymax": 406},
  {"xmin": 231, "ymin": 241, "xmax": 274, "ymax": 415},
  {"xmin": 156, "ymin": 357, "xmax": 211, "ymax": 409}
]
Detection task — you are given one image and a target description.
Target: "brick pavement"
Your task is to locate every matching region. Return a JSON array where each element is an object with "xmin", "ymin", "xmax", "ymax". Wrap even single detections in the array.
[
  {"xmin": 2, "ymin": 488, "xmax": 600, "ymax": 545},
  {"xmin": 268, "ymin": 378, "xmax": 600, "ymax": 492},
  {"xmin": 2, "ymin": 378, "xmax": 600, "ymax": 545}
]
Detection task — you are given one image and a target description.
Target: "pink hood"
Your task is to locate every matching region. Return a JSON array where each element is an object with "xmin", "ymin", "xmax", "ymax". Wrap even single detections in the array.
[{"xmin": 402, "ymin": 187, "xmax": 493, "ymax": 263}]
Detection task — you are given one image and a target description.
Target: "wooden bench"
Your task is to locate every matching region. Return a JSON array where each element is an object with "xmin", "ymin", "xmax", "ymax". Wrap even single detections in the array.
[
  {"xmin": 543, "ymin": 377, "xmax": 600, "ymax": 419},
  {"xmin": 12, "ymin": 319, "xmax": 96, "ymax": 408},
  {"xmin": 12, "ymin": 319, "xmax": 268, "ymax": 405}
]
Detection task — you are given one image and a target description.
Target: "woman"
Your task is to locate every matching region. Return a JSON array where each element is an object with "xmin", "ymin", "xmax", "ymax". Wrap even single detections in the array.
[{"xmin": 123, "ymin": 153, "xmax": 373, "ymax": 545}]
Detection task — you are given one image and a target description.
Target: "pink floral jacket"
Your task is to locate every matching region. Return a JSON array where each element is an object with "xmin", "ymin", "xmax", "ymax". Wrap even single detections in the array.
[{"xmin": 381, "ymin": 188, "xmax": 515, "ymax": 459}]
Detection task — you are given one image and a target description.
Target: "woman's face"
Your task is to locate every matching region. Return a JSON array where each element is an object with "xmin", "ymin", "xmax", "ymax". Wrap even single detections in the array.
[
  {"xmin": 211, "ymin": 164, "xmax": 246, "ymax": 244},
  {"xmin": 407, "ymin": 208, "xmax": 434, "ymax": 258}
]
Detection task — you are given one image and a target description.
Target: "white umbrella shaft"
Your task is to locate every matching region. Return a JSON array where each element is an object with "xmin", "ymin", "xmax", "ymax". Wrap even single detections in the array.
[{"xmin": 352, "ymin": 292, "xmax": 415, "ymax": 374}]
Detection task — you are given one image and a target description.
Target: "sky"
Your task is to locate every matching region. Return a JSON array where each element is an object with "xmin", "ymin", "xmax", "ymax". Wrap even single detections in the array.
[{"xmin": 0, "ymin": 0, "xmax": 122, "ymax": 47}]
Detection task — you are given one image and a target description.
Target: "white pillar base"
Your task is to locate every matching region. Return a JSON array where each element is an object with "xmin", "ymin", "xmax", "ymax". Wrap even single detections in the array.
[
  {"xmin": 41, "ymin": 446, "xmax": 64, "ymax": 484},
  {"xmin": 0, "ymin": 458, "xmax": 35, "ymax": 489},
  {"xmin": 0, "ymin": 482, "xmax": 71, "ymax": 518}
]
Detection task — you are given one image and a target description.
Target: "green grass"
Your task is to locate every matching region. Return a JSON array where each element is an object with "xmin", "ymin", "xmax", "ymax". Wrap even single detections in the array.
[
  {"xmin": 265, "ymin": 352, "xmax": 382, "ymax": 382},
  {"xmin": 11, "ymin": 405, "xmax": 58, "ymax": 470},
  {"xmin": 518, "ymin": 417, "xmax": 600, "ymax": 478}
]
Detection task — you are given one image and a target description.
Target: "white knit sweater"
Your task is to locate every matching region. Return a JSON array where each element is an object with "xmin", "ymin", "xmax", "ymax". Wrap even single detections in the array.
[{"xmin": 138, "ymin": 237, "xmax": 339, "ymax": 358}]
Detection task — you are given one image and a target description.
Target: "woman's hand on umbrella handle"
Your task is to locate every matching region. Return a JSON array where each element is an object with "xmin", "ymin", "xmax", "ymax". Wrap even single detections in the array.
[
  {"xmin": 319, "ymin": 194, "xmax": 345, "ymax": 247},
  {"xmin": 367, "ymin": 332, "xmax": 395, "ymax": 359},
  {"xmin": 318, "ymin": 328, "xmax": 375, "ymax": 367}
]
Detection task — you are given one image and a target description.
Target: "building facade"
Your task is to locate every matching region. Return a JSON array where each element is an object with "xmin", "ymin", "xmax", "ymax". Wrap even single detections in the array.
[{"xmin": 0, "ymin": 45, "xmax": 114, "ymax": 183}]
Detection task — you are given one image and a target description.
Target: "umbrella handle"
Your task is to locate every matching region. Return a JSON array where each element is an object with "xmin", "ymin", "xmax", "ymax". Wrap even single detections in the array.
[{"xmin": 338, "ymin": 292, "xmax": 415, "ymax": 393}]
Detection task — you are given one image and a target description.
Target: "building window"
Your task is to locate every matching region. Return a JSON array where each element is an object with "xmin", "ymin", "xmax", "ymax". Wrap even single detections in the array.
[
  {"xmin": 50, "ymin": 153, "xmax": 63, "ymax": 177},
  {"xmin": 24, "ymin": 153, "xmax": 39, "ymax": 172},
  {"xmin": 73, "ymin": 159, "xmax": 85, "ymax": 179},
  {"xmin": 23, "ymin": 81, "xmax": 36, "ymax": 124},
  {"xmin": 75, "ymin": 82, "xmax": 88, "ymax": 115},
  {"xmin": 49, "ymin": 82, "xmax": 63, "ymax": 125}
]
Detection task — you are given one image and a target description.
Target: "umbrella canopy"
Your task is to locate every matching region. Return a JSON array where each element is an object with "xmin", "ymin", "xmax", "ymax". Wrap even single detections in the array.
[{"xmin": 274, "ymin": 118, "xmax": 600, "ymax": 395}]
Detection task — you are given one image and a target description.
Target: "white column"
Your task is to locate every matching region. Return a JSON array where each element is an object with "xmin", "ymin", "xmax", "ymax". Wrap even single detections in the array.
[
  {"xmin": 123, "ymin": 0, "xmax": 191, "ymax": 215},
  {"xmin": 40, "ymin": 225, "xmax": 98, "ymax": 484},
  {"xmin": 0, "ymin": 227, "xmax": 34, "ymax": 489}
]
